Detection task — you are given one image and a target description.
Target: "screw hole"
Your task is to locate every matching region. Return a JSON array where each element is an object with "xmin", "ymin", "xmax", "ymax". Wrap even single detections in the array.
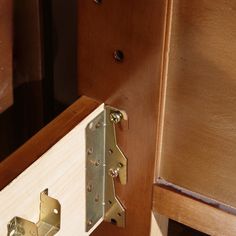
[
  {"xmin": 108, "ymin": 200, "xmax": 112, "ymax": 205},
  {"xmin": 108, "ymin": 149, "xmax": 113, "ymax": 155},
  {"xmin": 111, "ymin": 218, "xmax": 117, "ymax": 225},
  {"xmin": 113, "ymin": 50, "xmax": 124, "ymax": 62},
  {"xmin": 95, "ymin": 122, "xmax": 101, "ymax": 128},
  {"xmin": 87, "ymin": 147, "xmax": 93, "ymax": 155},
  {"xmin": 87, "ymin": 184, "xmax": 93, "ymax": 192},
  {"xmin": 95, "ymin": 194, "xmax": 99, "ymax": 202}
]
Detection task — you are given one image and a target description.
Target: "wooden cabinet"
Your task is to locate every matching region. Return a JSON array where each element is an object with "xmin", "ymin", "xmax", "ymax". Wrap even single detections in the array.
[{"xmin": 1, "ymin": 0, "xmax": 236, "ymax": 235}]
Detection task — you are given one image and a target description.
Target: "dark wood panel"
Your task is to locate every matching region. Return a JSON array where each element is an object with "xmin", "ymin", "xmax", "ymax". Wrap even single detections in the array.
[
  {"xmin": 13, "ymin": 0, "xmax": 43, "ymax": 87},
  {"xmin": 0, "ymin": 81, "xmax": 44, "ymax": 161},
  {"xmin": 158, "ymin": 0, "xmax": 236, "ymax": 208},
  {"xmin": 153, "ymin": 185, "xmax": 236, "ymax": 236},
  {"xmin": 0, "ymin": 96, "xmax": 99, "ymax": 190},
  {"xmin": 77, "ymin": 0, "xmax": 168, "ymax": 235},
  {"xmin": 0, "ymin": 0, "xmax": 13, "ymax": 113}
]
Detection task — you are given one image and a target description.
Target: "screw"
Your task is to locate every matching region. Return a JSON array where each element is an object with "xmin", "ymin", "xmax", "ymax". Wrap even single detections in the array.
[
  {"xmin": 109, "ymin": 168, "xmax": 119, "ymax": 178},
  {"xmin": 110, "ymin": 111, "xmax": 123, "ymax": 124},
  {"xmin": 113, "ymin": 50, "xmax": 124, "ymax": 62},
  {"xmin": 95, "ymin": 122, "xmax": 101, "ymax": 128}
]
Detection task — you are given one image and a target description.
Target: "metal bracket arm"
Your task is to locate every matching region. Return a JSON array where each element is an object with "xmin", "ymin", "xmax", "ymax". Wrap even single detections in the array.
[
  {"xmin": 7, "ymin": 189, "xmax": 61, "ymax": 236},
  {"xmin": 86, "ymin": 106, "xmax": 127, "ymax": 231}
]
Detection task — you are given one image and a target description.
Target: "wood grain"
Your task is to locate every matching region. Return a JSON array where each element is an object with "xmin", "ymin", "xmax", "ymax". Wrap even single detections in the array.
[
  {"xmin": 0, "ymin": 104, "xmax": 104, "ymax": 235},
  {"xmin": 77, "ymin": 0, "xmax": 168, "ymax": 235},
  {"xmin": 0, "ymin": 0, "xmax": 13, "ymax": 113},
  {"xmin": 157, "ymin": 0, "xmax": 236, "ymax": 208},
  {"xmin": 153, "ymin": 185, "xmax": 236, "ymax": 236},
  {"xmin": 0, "ymin": 96, "xmax": 99, "ymax": 190}
]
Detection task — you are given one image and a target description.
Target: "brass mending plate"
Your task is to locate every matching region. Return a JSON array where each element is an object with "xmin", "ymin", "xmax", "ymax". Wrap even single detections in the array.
[
  {"xmin": 86, "ymin": 106, "xmax": 127, "ymax": 231},
  {"xmin": 7, "ymin": 189, "xmax": 61, "ymax": 236}
]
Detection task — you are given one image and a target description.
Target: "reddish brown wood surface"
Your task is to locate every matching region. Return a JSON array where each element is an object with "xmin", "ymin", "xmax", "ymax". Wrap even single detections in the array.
[
  {"xmin": 78, "ymin": 1, "xmax": 168, "ymax": 235},
  {"xmin": 0, "ymin": 0, "xmax": 13, "ymax": 113},
  {"xmin": 153, "ymin": 185, "xmax": 236, "ymax": 236},
  {"xmin": 0, "ymin": 96, "xmax": 99, "ymax": 190}
]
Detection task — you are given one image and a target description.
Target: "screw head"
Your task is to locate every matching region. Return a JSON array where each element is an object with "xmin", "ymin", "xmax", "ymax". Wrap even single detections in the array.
[
  {"xmin": 110, "ymin": 111, "xmax": 123, "ymax": 124},
  {"xmin": 109, "ymin": 168, "xmax": 119, "ymax": 178},
  {"xmin": 113, "ymin": 50, "xmax": 124, "ymax": 62}
]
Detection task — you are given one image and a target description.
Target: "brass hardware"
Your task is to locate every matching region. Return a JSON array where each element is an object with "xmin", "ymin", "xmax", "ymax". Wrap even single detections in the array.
[
  {"xmin": 7, "ymin": 189, "xmax": 61, "ymax": 236},
  {"xmin": 86, "ymin": 106, "xmax": 127, "ymax": 231},
  {"xmin": 110, "ymin": 111, "xmax": 123, "ymax": 124}
]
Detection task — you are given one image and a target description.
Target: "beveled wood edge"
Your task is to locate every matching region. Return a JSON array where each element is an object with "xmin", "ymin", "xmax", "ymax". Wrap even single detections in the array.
[
  {"xmin": 154, "ymin": 0, "xmax": 173, "ymax": 178},
  {"xmin": 153, "ymin": 184, "xmax": 236, "ymax": 236},
  {"xmin": 0, "ymin": 96, "xmax": 100, "ymax": 191}
]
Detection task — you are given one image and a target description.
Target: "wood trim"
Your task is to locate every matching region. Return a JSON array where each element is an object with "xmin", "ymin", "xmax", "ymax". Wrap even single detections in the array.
[
  {"xmin": 155, "ymin": 0, "xmax": 173, "ymax": 178},
  {"xmin": 153, "ymin": 184, "xmax": 236, "ymax": 236},
  {"xmin": 0, "ymin": 96, "xmax": 100, "ymax": 191},
  {"xmin": 78, "ymin": 0, "xmax": 168, "ymax": 235}
]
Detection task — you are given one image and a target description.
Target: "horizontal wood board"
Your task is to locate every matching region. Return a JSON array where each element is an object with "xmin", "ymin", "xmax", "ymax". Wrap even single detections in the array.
[
  {"xmin": 153, "ymin": 185, "xmax": 236, "ymax": 236},
  {"xmin": 0, "ymin": 102, "xmax": 104, "ymax": 235}
]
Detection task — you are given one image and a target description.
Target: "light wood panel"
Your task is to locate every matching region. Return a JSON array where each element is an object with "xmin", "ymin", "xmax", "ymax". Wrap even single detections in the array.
[
  {"xmin": 153, "ymin": 185, "xmax": 236, "ymax": 236},
  {"xmin": 78, "ymin": 0, "xmax": 169, "ymax": 235},
  {"xmin": 0, "ymin": 96, "xmax": 99, "ymax": 190},
  {"xmin": 158, "ymin": 0, "xmax": 236, "ymax": 208},
  {"xmin": 0, "ymin": 104, "xmax": 104, "ymax": 235},
  {"xmin": 150, "ymin": 212, "xmax": 168, "ymax": 236},
  {"xmin": 0, "ymin": 0, "xmax": 13, "ymax": 113}
]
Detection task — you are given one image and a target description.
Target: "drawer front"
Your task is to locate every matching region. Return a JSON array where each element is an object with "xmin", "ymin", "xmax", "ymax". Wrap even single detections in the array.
[{"xmin": 0, "ymin": 98, "xmax": 103, "ymax": 235}]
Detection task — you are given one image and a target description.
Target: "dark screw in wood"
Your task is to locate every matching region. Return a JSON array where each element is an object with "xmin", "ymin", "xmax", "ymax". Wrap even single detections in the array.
[{"xmin": 113, "ymin": 50, "xmax": 124, "ymax": 62}]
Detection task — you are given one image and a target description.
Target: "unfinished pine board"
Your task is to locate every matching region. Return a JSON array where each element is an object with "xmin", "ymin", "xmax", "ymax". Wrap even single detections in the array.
[
  {"xmin": 0, "ymin": 104, "xmax": 104, "ymax": 235},
  {"xmin": 150, "ymin": 212, "xmax": 168, "ymax": 236},
  {"xmin": 153, "ymin": 185, "xmax": 236, "ymax": 236},
  {"xmin": 0, "ymin": 0, "xmax": 13, "ymax": 113},
  {"xmin": 157, "ymin": 0, "xmax": 236, "ymax": 208}
]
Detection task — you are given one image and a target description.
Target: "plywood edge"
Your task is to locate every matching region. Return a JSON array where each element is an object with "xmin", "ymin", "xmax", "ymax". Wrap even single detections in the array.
[
  {"xmin": 0, "ymin": 96, "xmax": 100, "ymax": 190},
  {"xmin": 154, "ymin": 0, "xmax": 173, "ymax": 178},
  {"xmin": 153, "ymin": 184, "xmax": 236, "ymax": 236}
]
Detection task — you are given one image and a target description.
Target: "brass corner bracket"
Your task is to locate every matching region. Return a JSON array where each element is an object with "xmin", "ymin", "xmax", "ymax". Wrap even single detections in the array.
[
  {"xmin": 7, "ymin": 189, "xmax": 61, "ymax": 236},
  {"xmin": 86, "ymin": 106, "xmax": 127, "ymax": 231}
]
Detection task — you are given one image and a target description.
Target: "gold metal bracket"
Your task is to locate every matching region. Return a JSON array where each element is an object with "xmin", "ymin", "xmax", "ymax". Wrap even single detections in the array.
[
  {"xmin": 7, "ymin": 189, "xmax": 61, "ymax": 236},
  {"xmin": 86, "ymin": 106, "xmax": 127, "ymax": 231}
]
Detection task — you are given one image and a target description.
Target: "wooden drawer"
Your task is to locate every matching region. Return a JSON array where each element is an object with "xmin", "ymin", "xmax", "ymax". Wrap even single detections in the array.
[{"xmin": 0, "ymin": 97, "xmax": 103, "ymax": 235}]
